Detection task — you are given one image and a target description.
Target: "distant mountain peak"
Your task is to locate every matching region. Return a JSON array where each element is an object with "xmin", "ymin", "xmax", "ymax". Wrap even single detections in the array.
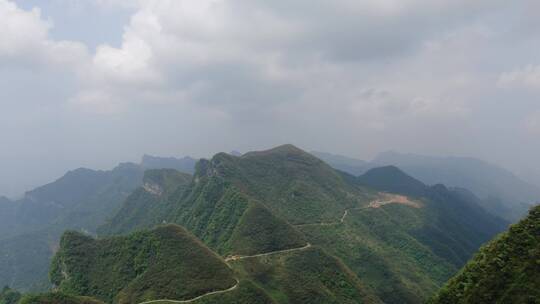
[
  {"xmin": 358, "ymin": 165, "xmax": 427, "ymax": 197},
  {"xmin": 243, "ymin": 144, "xmax": 306, "ymax": 156},
  {"xmin": 141, "ymin": 154, "xmax": 197, "ymax": 174},
  {"xmin": 362, "ymin": 165, "xmax": 415, "ymax": 180}
]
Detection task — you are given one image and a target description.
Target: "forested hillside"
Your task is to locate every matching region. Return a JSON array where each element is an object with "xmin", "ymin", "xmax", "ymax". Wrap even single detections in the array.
[
  {"xmin": 430, "ymin": 205, "xmax": 539, "ymax": 304},
  {"xmin": 98, "ymin": 145, "xmax": 507, "ymax": 303}
]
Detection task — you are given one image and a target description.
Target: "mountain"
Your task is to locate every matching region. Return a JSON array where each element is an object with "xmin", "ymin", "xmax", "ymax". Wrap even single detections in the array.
[
  {"xmin": 100, "ymin": 145, "xmax": 506, "ymax": 303},
  {"xmin": 372, "ymin": 151, "xmax": 540, "ymax": 202},
  {"xmin": 51, "ymin": 225, "xmax": 272, "ymax": 304},
  {"xmin": 0, "ymin": 231, "xmax": 55, "ymax": 292},
  {"xmin": 315, "ymin": 150, "xmax": 540, "ymax": 222},
  {"xmin": 430, "ymin": 205, "xmax": 539, "ymax": 304},
  {"xmin": 0, "ymin": 197, "xmax": 17, "ymax": 238},
  {"xmin": 357, "ymin": 166, "xmax": 427, "ymax": 197},
  {"xmin": 141, "ymin": 154, "xmax": 197, "ymax": 174},
  {"xmin": 98, "ymin": 169, "xmax": 192, "ymax": 236},
  {"xmin": 4, "ymin": 162, "xmax": 144, "ymax": 239},
  {"xmin": 0, "ymin": 153, "xmax": 212, "ymax": 292},
  {"xmin": 0, "ymin": 163, "xmax": 145, "ymax": 292}
]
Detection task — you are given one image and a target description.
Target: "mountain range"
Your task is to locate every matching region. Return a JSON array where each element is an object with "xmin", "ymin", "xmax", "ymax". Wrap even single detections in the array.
[
  {"xmin": 1, "ymin": 145, "xmax": 536, "ymax": 303},
  {"xmin": 24, "ymin": 145, "xmax": 510, "ymax": 303},
  {"xmin": 0, "ymin": 156, "xmax": 197, "ymax": 291}
]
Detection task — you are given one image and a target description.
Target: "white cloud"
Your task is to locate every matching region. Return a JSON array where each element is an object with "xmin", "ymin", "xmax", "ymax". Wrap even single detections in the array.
[
  {"xmin": 2, "ymin": 0, "xmax": 540, "ymax": 197},
  {"xmin": 499, "ymin": 65, "xmax": 540, "ymax": 89},
  {"xmin": 69, "ymin": 0, "xmax": 502, "ymax": 116},
  {"xmin": 0, "ymin": 0, "xmax": 88, "ymax": 67}
]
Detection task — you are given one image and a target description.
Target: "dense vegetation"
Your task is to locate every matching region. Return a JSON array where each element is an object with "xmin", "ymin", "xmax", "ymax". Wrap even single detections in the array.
[
  {"xmin": 231, "ymin": 246, "xmax": 382, "ymax": 304},
  {"xmin": 0, "ymin": 163, "xmax": 145, "ymax": 291},
  {"xmin": 357, "ymin": 166, "xmax": 428, "ymax": 197},
  {"xmin": 18, "ymin": 292, "xmax": 104, "ymax": 304},
  {"xmin": 182, "ymin": 281, "xmax": 275, "ymax": 304},
  {"xmin": 104, "ymin": 152, "xmax": 309, "ymax": 256},
  {"xmin": 51, "ymin": 225, "xmax": 236, "ymax": 304},
  {"xmin": 430, "ymin": 205, "xmax": 540, "ymax": 304},
  {"xmin": 98, "ymin": 169, "xmax": 192, "ymax": 236},
  {"xmin": 0, "ymin": 286, "xmax": 21, "ymax": 304},
  {"xmin": 98, "ymin": 145, "xmax": 507, "ymax": 303},
  {"xmin": 0, "ymin": 232, "xmax": 54, "ymax": 291},
  {"xmin": 0, "ymin": 145, "xmax": 517, "ymax": 303},
  {"xmin": 208, "ymin": 146, "xmax": 373, "ymax": 224}
]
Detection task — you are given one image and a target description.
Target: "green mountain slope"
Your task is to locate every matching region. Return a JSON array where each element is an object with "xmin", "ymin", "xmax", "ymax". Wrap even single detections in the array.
[
  {"xmin": 100, "ymin": 145, "xmax": 506, "ymax": 303},
  {"xmin": 51, "ymin": 225, "xmax": 237, "ymax": 304},
  {"xmin": 15, "ymin": 163, "xmax": 144, "ymax": 237},
  {"xmin": 430, "ymin": 205, "xmax": 540, "ymax": 304},
  {"xmin": 213, "ymin": 145, "xmax": 372, "ymax": 224},
  {"xmin": 357, "ymin": 166, "xmax": 427, "ymax": 197},
  {"xmin": 19, "ymin": 293, "xmax": 104, "ymax": 304},
  {"xmin": 0, "ymin": 163, "xmax": 144, "ymax": 292},
  {"xmin": 230, "ymin": 246, "xmax": 383, "ymax": 304},
  {"xmin": 102, "ymin": 154, "xmax": 309, "ymax": 257},
  {"xmin": 98, "ymin": 169, "xmax": 192, "ymax": 236},
  {"xmin": 0, "ymin": 231, "xmax": 55, "ymax": 291}
]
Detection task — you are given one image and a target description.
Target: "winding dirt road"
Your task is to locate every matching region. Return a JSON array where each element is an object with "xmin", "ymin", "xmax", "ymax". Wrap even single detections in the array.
[
  {"xmin": 136, "ymin": 193, "xmax": 416, "ymax": 304},
  {"xmin": 295, "ymin": 192, "xmax": 419, "ymax": 227},
  {"xmin": 137, "ymin": 279, "xmax": 239, "ymax": 304},
  {"xmin": 225, "ymin": 243, "xmax": 312, "ymax": 262}
]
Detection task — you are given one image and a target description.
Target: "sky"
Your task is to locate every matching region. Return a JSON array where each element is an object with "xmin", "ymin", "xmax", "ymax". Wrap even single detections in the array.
[{"xmin": 1, "ymin": 0, "xmax": 539, "ymax": 198}]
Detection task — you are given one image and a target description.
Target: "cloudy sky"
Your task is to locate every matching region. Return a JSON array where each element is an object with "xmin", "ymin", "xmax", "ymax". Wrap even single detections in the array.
[{"xmin": 1, "ymin": 0, "xmax": 539, "ymax": 197}]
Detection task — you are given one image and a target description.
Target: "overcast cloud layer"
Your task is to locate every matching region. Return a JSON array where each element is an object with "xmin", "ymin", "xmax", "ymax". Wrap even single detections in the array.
[{"xmin": 1, "ymin": 0, "xmax": 539, "ymax": 197}]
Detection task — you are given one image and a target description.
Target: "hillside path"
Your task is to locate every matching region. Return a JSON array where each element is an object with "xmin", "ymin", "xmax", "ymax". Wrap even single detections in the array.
[
  {"xmin": 225, "ymin": 243, "xmax": 312, "ymax": 262},
  {"xmin": 137, "ymin": 279, "xmax": 239, "ymax": 304},
  {"xmin": 294, "ymin": 192, "xmax": 419, "ymax": 227},
  {"xmin": 137, "ymin": 193, "xmax": 416, "ymax": 304}
]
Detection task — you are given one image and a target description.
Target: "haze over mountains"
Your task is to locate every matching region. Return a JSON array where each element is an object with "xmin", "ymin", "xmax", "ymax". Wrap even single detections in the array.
[
  {"xmin": 3, "ymin": 1, "xmax": 539, "ymax": 303},
  {"xmin": 0, "ymin": 145, "xmax": 523, "ymax": 304},
  {"xmin": 313, "ymin": 151, "xmax": 540, "ymax": 222}
]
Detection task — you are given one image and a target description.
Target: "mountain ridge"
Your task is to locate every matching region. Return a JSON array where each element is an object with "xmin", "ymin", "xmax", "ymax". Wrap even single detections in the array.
[{"xmin": 98, "ymin": 145, "xmax": 507, "ymax": 303}]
